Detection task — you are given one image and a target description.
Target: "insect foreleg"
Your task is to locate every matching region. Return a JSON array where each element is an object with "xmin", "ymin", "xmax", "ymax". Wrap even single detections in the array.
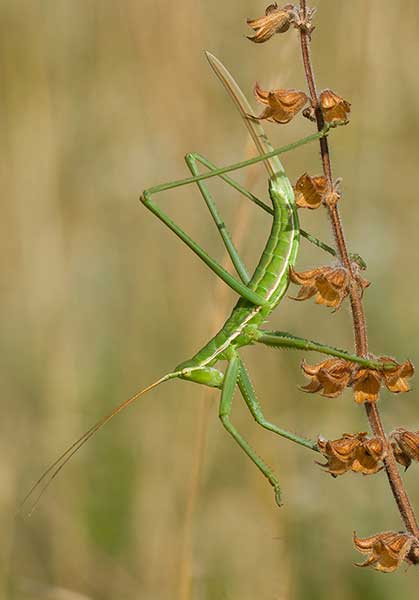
[
  {"xmin": 185, "ymin": 153, "xmax": 250, "ymax": 284},
  {"xmin": 219, "ymin": 353, "xmax": 282, "ymax": 507}
]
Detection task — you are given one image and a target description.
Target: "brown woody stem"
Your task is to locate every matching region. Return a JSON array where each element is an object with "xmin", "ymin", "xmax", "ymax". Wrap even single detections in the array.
[{"xmin": 298, "ymin": 0, "xmax": 418, "ymax": 537}]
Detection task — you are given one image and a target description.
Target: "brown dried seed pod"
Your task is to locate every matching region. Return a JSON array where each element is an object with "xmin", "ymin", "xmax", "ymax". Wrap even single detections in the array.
[
  {"xmin": 317, "ymin": 433, "xmax": 385, "ymax": 476},
  {"xmin": 354, "ymin": 531, "xmax": 416, "ymax": 573},
  {"xmin": 352, "ymin": 368, "xmax": 382, "ymax": 404},
  {"xmin": 379, "ymin": 358, "xmax": 415, "ymax": 393},
  {"xmin": 254, "ymin": 84, "xmax": 308, "ymax": 124},
  {"xmin": 316, "ymin": 433, "xmax": 360, "ymax": 476},
  {"xmin": 319, "ymin": 89, "xmax": 351, "ymax": 124},
  {"xmin": 294, "ymin": 173, "xmax": 328, "ymax": 209},
  {"xmin": 352, "ymin": 436, "xmax": 386, "ymax": 475},
  {"xmin": 390, "ymin": 428, "xmax": 419, "ymax": 469},
  {"xmin": 246, "ymin": 3, "xmax": 294, "ymax": 43},
  {"xmin": 301, "ymin": 358, "xmax": 355, "ymax": 398},
  {"xmin": 290, "ymin": 265, "xmax": 350, "ymax": 309}
]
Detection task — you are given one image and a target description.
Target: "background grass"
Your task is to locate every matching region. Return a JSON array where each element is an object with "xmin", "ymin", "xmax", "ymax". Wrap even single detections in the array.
[{"xmin": 2, "ymin": 1, "xmax": 419, "ymax": 598}]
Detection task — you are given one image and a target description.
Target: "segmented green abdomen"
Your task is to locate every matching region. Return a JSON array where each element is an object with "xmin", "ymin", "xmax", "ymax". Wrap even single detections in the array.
[
  {"xmin": 247, "ymin": 173, "xmax": 299, "ymax": 310},
  {"xmin": 180, "ymin": 173, "xmax": 299, "ymax": 370}
]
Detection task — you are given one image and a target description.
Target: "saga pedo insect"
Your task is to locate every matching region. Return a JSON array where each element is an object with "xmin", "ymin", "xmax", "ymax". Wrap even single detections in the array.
[{"xmin": 22, "ymin": 53, "xmax": 391, "ymax": 512}]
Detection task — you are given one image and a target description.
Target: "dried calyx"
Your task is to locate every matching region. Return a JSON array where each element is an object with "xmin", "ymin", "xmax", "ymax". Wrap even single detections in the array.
[
  {"xmin": 289, "ymin": 263, "xmax": 369, "ymax": 310},
  {"xmin": 252, "ymin": 83, "xmax": 350, "ymax": 129},
  {"xmin": 247, "ymin": 3, "xmax": 316, "ymax": 43},
  {"xmin": 253, "ymin": 84, "xmax": 308, "ymax": 124},
  {"xmin": 303, "ymin": 90, "xmax": 351, "ymax": 124},
  {"xmin": 294, "ymin": 173, "xmax": 341, "ymax": 209},
  {"xmin": 300, "ymin": 357, "xmax": 414, "ymax": 403},
  {"xmin": 317, "ymin": 432, "xmax": 386, "ymax": 476},
  {"xmin": 354, "ymin": 531, "xmax": 419, "ymax": 573},
  {"xmin": 247, "ymin": 3, "xmax": 294, "ymax": 43},
  {"xmin": 389, "ymin": 428, "xmax": 419, "ymax": 469}
]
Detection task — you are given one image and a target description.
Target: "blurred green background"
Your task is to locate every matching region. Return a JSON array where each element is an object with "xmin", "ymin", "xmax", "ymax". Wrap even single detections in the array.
[{"xmin": 1, "ymin": 1, "xmax": 418, "ymax": 598}]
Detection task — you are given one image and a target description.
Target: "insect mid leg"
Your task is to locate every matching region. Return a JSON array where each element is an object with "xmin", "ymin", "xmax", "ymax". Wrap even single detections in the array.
[
  {"xmin": 237, "ymin": 359, "xmax": 317, "ymax": 452},
  {"xmin": 219, "ymin": 354, "xmax": 282, "ymax": 507}
]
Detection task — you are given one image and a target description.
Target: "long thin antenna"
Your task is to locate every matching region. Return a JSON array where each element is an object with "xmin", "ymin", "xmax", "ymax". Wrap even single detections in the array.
[{"xmin": 19, "ymin": 371, "xmax": 180, "ymax": 515}]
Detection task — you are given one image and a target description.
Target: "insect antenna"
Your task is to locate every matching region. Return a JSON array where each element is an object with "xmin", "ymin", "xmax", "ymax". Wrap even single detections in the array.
[{"xmin": 19, "ymin": 371, "xmax": 180, "ymax": 516}]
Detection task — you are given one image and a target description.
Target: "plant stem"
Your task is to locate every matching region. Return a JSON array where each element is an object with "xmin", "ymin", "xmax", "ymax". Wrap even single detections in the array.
[{"xmin": 298, "ymin": 0, "xmax": 418, "ymax": 538}]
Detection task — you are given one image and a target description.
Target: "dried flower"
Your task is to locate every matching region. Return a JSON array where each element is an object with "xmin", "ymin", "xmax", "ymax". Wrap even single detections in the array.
[
  {"xmin": 290, "ymin": 265, "xmax": 349, "ymax": 309},
  {"xmin": 354, "ymin": 531, "xmax": 416, "ymax": 573},
  {"xmin": 246, "ymin": 3, "xmax": 294, "ymax": 43},
  {"xmin": 319, "ymin": 89, "xmax": 351, "ymax": 124},
  {"xmin": 300, "ymin": 356, "xmax": 413, "ymax": 404},
  {"xmin": 352, "ymin": 368, "xmax": 382, "ymax": 404},
  {"xmin": 294, "ymin": 173, "xmax": 328, "ymax": 209},
  {"xmin": 254, "ymin": 84, "xmax": 308, "ymax": 124},
  {"xmin": 390, "ymin": 428, "xmax": 419, "ymax": 469},
  {"xmin": 290, "ymin": 262, "xmax": 369, "ymax": 310},
  {"xmin": 352, "ymin": 358, "xmax": 414, "ymax": 404},
  {"xmin": 351, "ymin": 435, "xmax": 386, "ymax": 474},
  {"xmin": 317, "ymin": 432, "xmax": 386, "ymax": 477},
  {"xmin": 301, "ymin": 358, "xmax": 355, "ymax": 398},
  {"xmin": 380, "ymin": 357, "xmax": 415, "ymax": 393},
  {"xmin": 317, "ymin": 433, "xmax": 361, "ymax": 476}
]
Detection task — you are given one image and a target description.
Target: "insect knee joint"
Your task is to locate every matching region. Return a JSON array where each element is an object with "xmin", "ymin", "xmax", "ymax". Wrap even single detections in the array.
[{"xmin": 185, "ymin": 152, "xmax": 196, "ymax": 164}]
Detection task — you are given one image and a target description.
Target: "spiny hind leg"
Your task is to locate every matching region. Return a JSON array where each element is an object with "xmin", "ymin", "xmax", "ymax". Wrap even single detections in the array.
[
  {"xmin": 255, "ymin": 330, "xmax": 387, "ymax": 370},
  {"xmin": 141, "ymin": 190, "xmax": 265, "ymax": 306},
  {"xmin": 219, "ymin": 354, "xmax": 282, "ymax": 507}
]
